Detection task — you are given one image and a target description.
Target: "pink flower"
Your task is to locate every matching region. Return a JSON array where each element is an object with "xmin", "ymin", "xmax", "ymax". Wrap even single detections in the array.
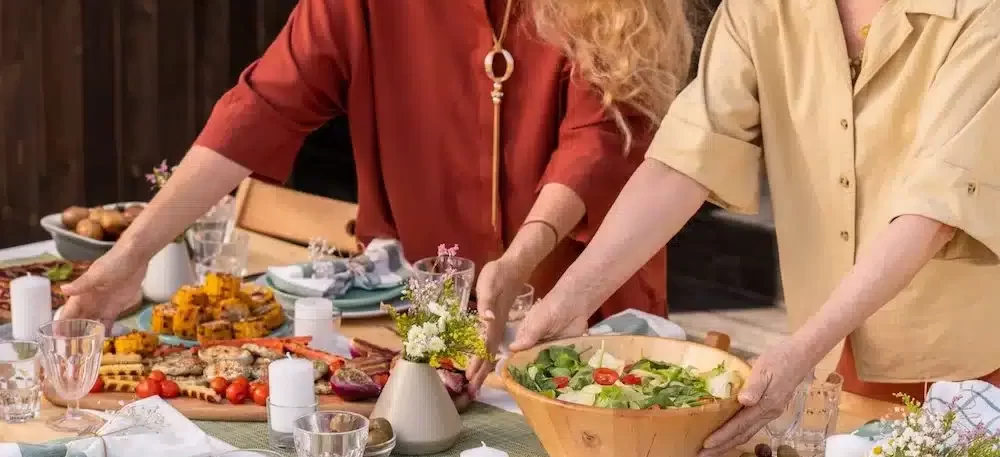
[{"xmin": 437, "ymin": 244, "xmax": 459, "ymax": 257}]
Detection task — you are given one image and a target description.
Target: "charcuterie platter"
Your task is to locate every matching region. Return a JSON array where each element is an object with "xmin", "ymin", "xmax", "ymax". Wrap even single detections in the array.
[{"xmin": 44, "ymin": 333, "xmax": 471, "ymax": 421}]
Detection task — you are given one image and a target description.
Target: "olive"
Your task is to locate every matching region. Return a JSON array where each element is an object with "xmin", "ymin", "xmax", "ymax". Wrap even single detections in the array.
[
  {"xmin": 367, "ymin": 428, "xmax": 392, "ymax": 445},
  {"xmin": 369, "ymin": 417, "xmax": 392, "ymax": 432},
  {"xmin": 755, "ymin": 443, "xmax": 773, "ymax": 457},
  {"xmin": 776, "ymin": 445, "xmax": 799, "ymax": 457},
  {"xmin": 75, "ymin": 219, "xmax": 105, "ymax": 241},
  {"xmin": 60, "ymin": 206, "xmax": 90, "ymax": 229}
]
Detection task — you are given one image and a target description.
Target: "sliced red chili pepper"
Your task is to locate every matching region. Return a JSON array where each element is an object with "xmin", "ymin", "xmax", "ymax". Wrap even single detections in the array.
[
  {"xmin": 621, "ymin": 374, "xmax": 642, "ymax": 385},
  {"xmin": 593, "ymin": 368, "xmax": 619, "ymax": 386},
  {"xmin": 553, "ymin": 376, "xmax": 570, "ymax": 389}
]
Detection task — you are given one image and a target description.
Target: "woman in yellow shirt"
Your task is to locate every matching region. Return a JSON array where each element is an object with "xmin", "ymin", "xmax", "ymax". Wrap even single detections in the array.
[{"xmin": 504, "ymin": 0, "xmax": 1000, "ymax": 454}]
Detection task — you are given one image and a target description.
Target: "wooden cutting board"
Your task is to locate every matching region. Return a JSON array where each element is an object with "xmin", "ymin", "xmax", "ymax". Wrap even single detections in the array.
[{"xmin": 45, "ymin": 387, "xmax": 472, "ymax": 422}]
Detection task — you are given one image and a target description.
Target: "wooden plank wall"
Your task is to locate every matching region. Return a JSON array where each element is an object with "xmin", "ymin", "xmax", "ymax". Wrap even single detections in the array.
[{"xmin": 0, "ymin": 0, "xmax": 296, "ymax": 248}]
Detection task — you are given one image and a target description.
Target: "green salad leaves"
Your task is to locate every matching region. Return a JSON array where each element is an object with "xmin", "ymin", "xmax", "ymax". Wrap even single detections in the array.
[{"xmin": 507, "ymin": 343, "xmax": 742, "ymax": 410}]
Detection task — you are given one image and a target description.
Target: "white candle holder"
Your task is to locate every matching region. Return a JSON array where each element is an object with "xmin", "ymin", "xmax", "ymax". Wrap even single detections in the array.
[{"xmin": 267, "ymin": 399, "xmax": 318, "ymax": 450}]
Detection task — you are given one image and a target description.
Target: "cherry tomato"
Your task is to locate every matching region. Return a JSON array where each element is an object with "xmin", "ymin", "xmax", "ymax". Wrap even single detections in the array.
[
  {"xmin": 210, "ymin": 377, "xmax": 228, "ymax": 395},
  {"xmin": 553, "ymin": 376, "xmax": 570, "ymax": 389},
  {"xmin": 90, "ymin": 377, "xmax": 105, "ymax": 394},
  {"xmin": 232, "ymin": 376, "xmax": 250, "ymax": 388},
  {"xmin": 160, "ymin": 380, "xmax": 180, "ymax": 399},
  {"xmin": 226, "ymin": 382, "xmax": 249, "ymax": 404},
  {"xmin": 371, "ymin": 373, "xmax": 389, "ymax": 388},
  {"xmin": 251, "ymin": 384, "xmax": 269, "ymax": 406},
  {"xmin": 147, "ymin": 370, "xmax": 167, "ymax": 382},
  {"xmin": 136, "ymin": 379, "xmax": 162, "ymax": 399},
  {"xmin": 438, "ymin": 359, "xmax": 455, "ymax": 371},
  {"xmin": 621, "ymin": 374, "xmax": 642, "ymax": 386},
  {"xmin": 593, "ymin": 368, "xmax": 619, "ymax": 386}
]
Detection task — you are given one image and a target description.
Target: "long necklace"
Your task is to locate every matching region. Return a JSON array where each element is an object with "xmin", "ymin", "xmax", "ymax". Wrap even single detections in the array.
[
  {"xmin": 849, "ymin": 24, "xmax": 870, "ymax": 84},
  {"xmin": 483, "ymin": 0, "xmax": 515, "ymax": 233}
]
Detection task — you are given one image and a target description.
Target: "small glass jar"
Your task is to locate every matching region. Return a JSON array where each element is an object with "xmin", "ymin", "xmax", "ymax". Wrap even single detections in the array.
[{"xmin": 267, "ymin": 398, "xmax": 319, "ymax": 450}]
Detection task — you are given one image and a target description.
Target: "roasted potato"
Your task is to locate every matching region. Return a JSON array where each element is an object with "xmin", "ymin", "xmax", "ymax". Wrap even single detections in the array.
[
  {"xmin": 75, "ymin": 219, "xmax": 104, "ymax": 240},
  {"xmin": 60, "ymin": 206, "xmax": 90, "ymax": 229},
  {"xmin": 99, "ymin": 210, "xmax": 128, "ymax": 236}
]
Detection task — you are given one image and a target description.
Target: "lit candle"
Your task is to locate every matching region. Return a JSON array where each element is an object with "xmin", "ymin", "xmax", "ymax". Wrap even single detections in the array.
[
  {"xmin": 267, "ymin": 356, "xmax": 317, "ymax": 433},
  {"xmin": 11, "ymin": 275, "xmax": 52, "ymax": 341},
  {"xmin": 460, "ymin": 442, "xmax": 509, "ymax": 457}
]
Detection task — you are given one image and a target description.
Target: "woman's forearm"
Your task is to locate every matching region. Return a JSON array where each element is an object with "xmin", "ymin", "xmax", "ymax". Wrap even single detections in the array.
[
  {"xmin": 503, "ymin": 183, "xmax": 585, "ymax": 272},
  {"xmin": 119, "ymin": 145, "xmax": 252, "ymax": 259},
  {"xmin": 547, "ymin": 159, "xmax": 709, "ymax": 316},
  {"xmin": 791, "ymin": 215, "xmax": 956, "ymax": 365}
]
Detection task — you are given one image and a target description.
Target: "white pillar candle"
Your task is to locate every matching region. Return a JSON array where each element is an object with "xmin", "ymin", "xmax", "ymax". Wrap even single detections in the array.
[
  {"xmin": 11, "ymin": 275, "xmax": 53, "ymax": 341},
  {"xmin": 294, "ymin": 298, "xmax": 338, "ymax": 353},
  {"xmin": 460, "ymin": 443, "xmax": 509, "ymax": 457}
]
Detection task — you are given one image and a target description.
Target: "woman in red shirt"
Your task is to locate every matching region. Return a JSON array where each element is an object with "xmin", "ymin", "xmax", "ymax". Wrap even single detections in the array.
[{"xmin": 60, "ymin": 0, "xmax": 692, "ymax": 390}]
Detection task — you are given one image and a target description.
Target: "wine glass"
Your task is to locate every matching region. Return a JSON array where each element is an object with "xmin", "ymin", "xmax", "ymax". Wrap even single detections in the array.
[
  {"xmin": 37, "ymin": 319, "xmax": 105, "ymax": 433},
  {"xmin": 764, "ymin": 381, "xmax": 808, "ymax": 448}
]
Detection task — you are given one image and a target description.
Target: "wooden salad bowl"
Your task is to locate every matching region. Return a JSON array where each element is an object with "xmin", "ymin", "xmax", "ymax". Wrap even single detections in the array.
[{"xmin": 500, "ymin": 333, "xmax": 752, "ymax": 457}]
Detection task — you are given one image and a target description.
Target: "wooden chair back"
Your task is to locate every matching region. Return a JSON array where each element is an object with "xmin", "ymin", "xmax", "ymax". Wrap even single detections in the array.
[{"xmin": 232, "ymin": 178, "xmax": 359, "ymax": 254}]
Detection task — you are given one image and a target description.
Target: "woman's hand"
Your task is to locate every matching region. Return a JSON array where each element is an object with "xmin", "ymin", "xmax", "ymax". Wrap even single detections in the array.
[
  {"xmin": 58, "ymin": 243, "xmax": 150, "ymax": 333},
  {"xmin": 697, "ymin": 343, "xmax": 814, "ymax": 457},
  {"xmin": 508, "ymin": 294, "xmax": 589, "ymax": 351},
  {"xmin": 465, "ymin": 256, "xmax": 529, "ymax": 396}
]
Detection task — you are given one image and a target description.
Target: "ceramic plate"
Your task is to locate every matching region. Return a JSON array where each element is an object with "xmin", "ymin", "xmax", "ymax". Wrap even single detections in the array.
[
  {"xmin": 261, "ymin": 274, "xmax": 405, "ymax": 309},
  {"xmin": 254, "ymin": 276, "xmax": 410, "ymax": 319},
  {"xmin": 136, "ymin": 306, "xmax": 292, "ymax": 347}
]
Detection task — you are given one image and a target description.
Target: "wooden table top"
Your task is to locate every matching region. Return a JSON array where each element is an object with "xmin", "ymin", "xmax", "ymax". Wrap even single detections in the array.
[{"xmin": 0, "ymin": 316, "xmax": 896, "ymax": 455}]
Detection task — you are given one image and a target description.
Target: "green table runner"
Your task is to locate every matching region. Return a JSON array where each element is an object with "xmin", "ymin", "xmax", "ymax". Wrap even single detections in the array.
[{"xmin": 198, "ymin": 403, "xmax": 544, "ymax": 457}]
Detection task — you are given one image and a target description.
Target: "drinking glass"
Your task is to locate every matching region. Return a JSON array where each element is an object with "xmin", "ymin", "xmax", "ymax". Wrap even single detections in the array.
[
  {"xmin": 500, "ymin": 284, "xmax": 534, "ymax": 355},
  {"xmin": 0, "ymin": 340, "xmax": 42, "ymax": 423},
  {"xmin": 411, "ymin": 256, "xmax": 475, "ymax": 311},
  {"xmin": 293, "ymin": 411, "xmax": 369, "ymax": 457},
  {"xmin": 794, "ymin": 371, "xmax": 844, "ymax": 456},
  {"xmin": 764, "ymin": 381, "xmax": 808, "ymax": 448},
  {"xmin": 37, "ymin": 319, "xmax": 105, "ymax": 432},
  {"xmin": 192, "ymin": 228, "xmax": 250, "ymax": 281}
]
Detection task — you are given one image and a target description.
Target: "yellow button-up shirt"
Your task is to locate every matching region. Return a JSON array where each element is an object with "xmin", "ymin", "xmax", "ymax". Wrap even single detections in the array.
[{"xmin": 649, "ymin": 0, "xmax": 1000, "ymax": 382}]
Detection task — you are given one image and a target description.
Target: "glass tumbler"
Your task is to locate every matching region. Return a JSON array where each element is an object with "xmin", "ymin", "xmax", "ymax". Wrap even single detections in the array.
[
  {"xmin": 794, "ymin": 371, "xmax": 844, "ymax": 456},
  {"xmin": 192, "ymin": 228, "xmax": 250, "ymax": 282},
  {"xmin": 764, "ymin": 381, "xmax": 808, "ymax": 448},
  {"xmin": 411, "ymin": 256, "xmax": 475, "ymax": 311},
  {"xmin": 293, "ymin": 411, "xmax": 369, "ymax": 457},
  {"xmin": 37, "ymin": 319, "xmax": 105, "ymax": 433},
  {"xmin": 0, "ymin": 340, "xmax": 42, "ymax": 423},
  {"xmin": 500, "ymin": 284, "xmax": 535, "ymax": 355}
]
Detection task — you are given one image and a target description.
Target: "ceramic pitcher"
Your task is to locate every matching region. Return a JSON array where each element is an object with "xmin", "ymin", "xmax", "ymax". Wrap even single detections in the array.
[
  {"xmin": 371, "ymin": 359, "xmax": 461, "ymax": 454},
  {"xmin": 141, "ymin": 241, "xmax": 196, "ymax": 302}
]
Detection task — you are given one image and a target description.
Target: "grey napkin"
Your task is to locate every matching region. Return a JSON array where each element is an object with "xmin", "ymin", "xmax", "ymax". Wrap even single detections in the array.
[{"xmin": 4, "ymin": 444, "xmax": 86, "ymax": 457}]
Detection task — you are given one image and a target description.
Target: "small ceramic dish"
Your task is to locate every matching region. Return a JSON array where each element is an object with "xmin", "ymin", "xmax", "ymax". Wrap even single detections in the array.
[
  {"xmin": 364, "ymin": 433, "xmax": 397, "ymax": 457},
  {"xmin": 40, "ymin": 201, "xmax": 147, "ymax": 261}
]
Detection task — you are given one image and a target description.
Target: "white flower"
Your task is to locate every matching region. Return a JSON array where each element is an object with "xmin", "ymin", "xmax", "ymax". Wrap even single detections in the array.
[
  {"xmin": 427, "ymin": 301, "xmax": 450, "ymax": 320},
  {"xmin": 404, "ymin": 321, "xmax": 447, "ymax": 358}
]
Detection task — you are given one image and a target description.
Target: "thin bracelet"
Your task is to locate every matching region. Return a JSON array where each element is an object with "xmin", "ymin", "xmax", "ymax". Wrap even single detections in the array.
[{"xmin": 521, "ymin": 219, "xmax": 560, "ymax": 244}]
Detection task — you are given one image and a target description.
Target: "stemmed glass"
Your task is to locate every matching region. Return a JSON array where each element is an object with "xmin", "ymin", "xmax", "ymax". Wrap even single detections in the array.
[
  {"xmin": 37, "ymin": 319, "xmax": 105, "ymax": 432},
  {"xmin": 764, "ymin": 381, "xmax": 808, "ymax": 448}
]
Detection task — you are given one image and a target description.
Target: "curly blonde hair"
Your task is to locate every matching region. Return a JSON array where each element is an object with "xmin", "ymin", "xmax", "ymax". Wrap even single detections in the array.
[{"xmin": 531, "ymin": 0, "xmax": 693, "ymax": 150}]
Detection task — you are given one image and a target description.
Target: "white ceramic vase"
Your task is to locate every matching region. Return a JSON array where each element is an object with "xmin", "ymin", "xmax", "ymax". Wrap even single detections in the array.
[
  {"xmin": 141, "ymin": 241, "xmax": 196, "ymax": 302},
  {"xmin": 371, "ymin": 359, "xmax": 461, "ymax": 455}
]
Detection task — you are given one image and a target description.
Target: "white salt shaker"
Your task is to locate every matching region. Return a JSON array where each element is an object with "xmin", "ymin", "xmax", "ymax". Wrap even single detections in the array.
[{"xmin": 11, "ymin": 275, "xmax": 53, "ymax": 341}]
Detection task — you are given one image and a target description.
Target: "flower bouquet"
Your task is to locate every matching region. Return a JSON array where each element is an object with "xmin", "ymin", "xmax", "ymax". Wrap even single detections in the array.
[
  {"xmin": 373, "ymin": 244, "xmax": 489, "ymax": 455},
  {"xmin": 868, "ymin": 392, "xmax": 999, "ymax": 457}
]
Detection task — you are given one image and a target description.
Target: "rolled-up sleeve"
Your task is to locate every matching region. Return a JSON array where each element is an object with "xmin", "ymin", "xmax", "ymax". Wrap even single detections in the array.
[
  {"xmin": 538, "ymin": 72, "xmax": 652, "ymax": 243},
  {"xmin": 888, "ymin": 14, "xmax": 1000, "ymax": 262},
  {"xmin": 194, "ymin": 0, "xmax": 353, "ymax": 183},
  {"xmin": 645, "ymin": 0, "xmax": 762, "ymax": 214}
]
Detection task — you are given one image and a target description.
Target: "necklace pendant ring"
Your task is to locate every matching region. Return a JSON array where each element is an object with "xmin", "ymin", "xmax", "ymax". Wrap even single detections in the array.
[{"xmin": 484, "ymin": 48, "xmax": 514, "ymax": 84}]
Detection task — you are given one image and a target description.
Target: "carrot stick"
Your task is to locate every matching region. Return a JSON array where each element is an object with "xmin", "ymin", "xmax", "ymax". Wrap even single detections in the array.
[
  {"xmin": 284, "ymin": 342, "xmax": 346, "ymax": 364},
  {"xmin": 199, "ymin": 336, "xmax": 312, "ymax": 349}
]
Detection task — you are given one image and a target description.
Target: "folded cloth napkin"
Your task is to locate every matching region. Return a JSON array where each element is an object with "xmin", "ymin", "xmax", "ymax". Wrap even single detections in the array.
[
  {"xmin": 588, "ymin": 308, "xmax": 687, "ymax": 340},
  {"xmin": 0, "ymin": 397, "xmax": 249, "ymax": 457},
  {"xmin": 267, "ymin": 238, "xmax": 411, "ymax": 298}
]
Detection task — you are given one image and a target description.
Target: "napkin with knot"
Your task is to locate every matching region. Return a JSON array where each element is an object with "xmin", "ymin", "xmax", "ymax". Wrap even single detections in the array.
[
  {"xmin": 0, "ymin": 397, "xmax": 257, "ymax": 457},
  {"xmin": 267, "ymin": 238, "xmax": 411, "ymax": 298}
]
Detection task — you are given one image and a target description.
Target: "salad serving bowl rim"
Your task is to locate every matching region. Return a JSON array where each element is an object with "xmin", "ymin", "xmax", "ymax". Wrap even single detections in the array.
[{"xmin": 499, "ymin": 334, "xmax": 751, "ymax": 417}]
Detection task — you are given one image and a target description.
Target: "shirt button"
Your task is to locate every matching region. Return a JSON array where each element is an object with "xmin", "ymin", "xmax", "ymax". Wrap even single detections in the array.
[
  {"xmin": 839, "ymin": 176, "xmax": 851, "ymax": 188},
  {"xmin": 840, "ymin": 230, "xmax": 850, "ymax": 241},
  {"xmin": 840, "ymin": 119, "xmax": 849, "ymax": 129}
]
